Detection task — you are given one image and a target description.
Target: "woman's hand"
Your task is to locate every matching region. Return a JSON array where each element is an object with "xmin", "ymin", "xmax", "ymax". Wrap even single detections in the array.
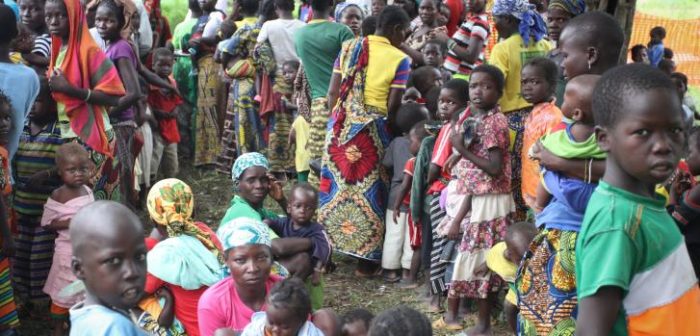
[
  {"xmin": 447, "ymin": 219, "xmax": 462, "ymax": 241},
  {"xmin": 428, "ymin": 29, "xmax": 449, "ymax": 43},
  {"xmin": 445, "ymin": 153, "xmax": 461, "ymax": 172},
  {"xmin": 474, "ymin": 262, "xmax": 489, "ymax": 277},
  {"xmin": 48, "ymin": 69, "xmax": 73, "ymax": 94},
  {"xmin": 267, "ymin": 173, "xmax": 284, "ymax": 202}
]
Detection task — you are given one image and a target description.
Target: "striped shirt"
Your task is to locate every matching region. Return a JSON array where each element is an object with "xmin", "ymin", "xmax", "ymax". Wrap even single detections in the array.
[
  {"xmin": 32, "ymin": 34, "xmax": 51, "ymax": 58},
  {"xmin": 443, "ymin": 13, "xmax": 490, "ymax": 75}
]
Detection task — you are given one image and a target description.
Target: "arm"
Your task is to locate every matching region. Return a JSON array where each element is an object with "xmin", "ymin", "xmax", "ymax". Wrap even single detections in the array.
[
  {"xmin": 531, "ymin": 141, "xmax": 605, "ymax": 181},
  {"xmin": 447, "ymin": 36, "xmax": 483, "ymax": 64},
  {"xmin": 271, "ymin": 237, "xmax": 313, "ymax": 257},
  {"xmin": 22, "ymin": 53, "xmax": 49, "ymax": 67},
  {"xmin": 392, "ymin": 174, "xmax": 413, "ymax": 224},
  {"xmin": 575, "ymin": 286, "xmax": 623, "ymax": 336},
  {"xmin": 0, "ymin": 200, "xmax": 13, "ymax": 258},
  {"xmin": 451, "ymin": 130, "xmax": 504, "ymax": 177},
  {"xmin": 45, "ymin": 219, "xmax": 70, "ymax": 231},
  {"xmin": 447, "ymin": 194, "xmax": 471, "ymax": 240},
  {"xmin": 534, "ymin": 180, "xmax": 552, "ymax": 213},
  {"xmin": 109, "ymin": 58, "xmax": 142, "ymax": 116},
  {"xmin": 426, "ymin": 163, "xmax": 441, "ymax": 186},
  {"xmin": 156, "ymin": 287, "xmax": 175, "ymax": 328},
  {"xmin": 387, "ymin": 88, "xmax": 404, "ymax": 134},
  {"xmin": 398, "ymin": 43, "xmax": 425, "ymax": 66},
  {"xmin": 48, "ymin": 69, "xmax": 121, "ymax": 106},
  {"xmin": 327, "ymin": 72, "xmax": 341, "ymax": 111},
  {"xmin": 137, "ymin": 63, "xmax": 178, "ymax": 92}
]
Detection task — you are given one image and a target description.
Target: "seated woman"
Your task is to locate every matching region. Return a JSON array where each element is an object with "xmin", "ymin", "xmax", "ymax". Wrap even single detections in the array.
[
  {"xmin": 198, "ymin": 218, "xmax": 282, "ymax": 335},
  {"xmin": 142, "ymin": 179, "xmax": 224, "ymax": 336}
]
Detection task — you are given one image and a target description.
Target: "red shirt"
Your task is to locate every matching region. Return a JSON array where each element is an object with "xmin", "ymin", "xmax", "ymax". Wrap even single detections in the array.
[
  {"xmin": 443, "ymin": 0, "xmax": 465, "ymax": 36},
  {"xmin": 402, "ymin": 157, "xmax": 416, "ymax": 205},
  {"xmin": 148, "ymin": 77, "xmax": 183, "ymax": 144}
]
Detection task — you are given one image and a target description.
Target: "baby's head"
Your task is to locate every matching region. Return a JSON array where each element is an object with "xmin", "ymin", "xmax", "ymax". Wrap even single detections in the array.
[
  {"xmin": 396, "ymin": 102, "xmax": 429, "ymax": 135},
  {"xmin": 70, "ymin": 201, "xmax": 147, "ymax": 311},
  {"xmin": 55, "ymin": 142, "xmax": 92, "ymax": 189},
  {"xmin": 361, "ymin": 15, "xmax": 377, "ymax": 36},
  {"xmin": 287, "ymin": 183, "xmax": 318, "ymax": 226},
  {"xmin": 594, "ymin": 64, "xmax": 685, "ymax": 188},
  {"xmin": 560, "ymin": 74, "xmax": 600, "ymax": 125},
  {"xmin": 341, "ymin": 308, "xmax": 374, "ymax": 336},
  {"xmin": 410, "ymin": 66, "xmax": 443, "ymax": 97},
  {"xmin": 367, "ymin": 306, "xmax": 431, "ymax": 336},
  {"xmin": 152, "ymin": 47, "xmax": 175, "ymax": 79},
  {"xmin": 630, "ymin": 44, "xmax": 649, "ymax": 64},
  {"xmin": 504, "ymin": 221, "xmax": 537, "ymax": 265},
  {"xmin": 520, "ymin": 57, "xmax": 558, "ymax": 105},
  {"xmin": 558, "ymin": 11, "xmax": 624, "ymax": 79},
  {"xmin": 437, "ymin": 79, "xmax": 470, "ymax": 121},
  {"xmin": 663, "ymin": 47, "xmax": 674, "ymax": 60},
  {"xmin": 266, "ymin": 278, "xmax": 312, "ymax": 336},
  {"xmin": 658, "ymin": 59, "xmax": 676, "ymax": 76},
  {"xmin": 402, "ymin": 87, "xmax": 421, "ymax": 104},
  {"xmin": 0, "ymin": 90, "xmax": 12, "ymax": 145},
  {"xmin": 282, "ymin": 60, "xmax": 300, "ymax": 86},
  {"xmin": 686, "ymin": 127, "xmax": 700, "ymax": 177},
  {"xmin": 409, "ymin": 120, "xmax": 428, "ymax": 156},
  {"xmin": 422, "ymin": 40, "xmax": 445, "ymax": 68}
]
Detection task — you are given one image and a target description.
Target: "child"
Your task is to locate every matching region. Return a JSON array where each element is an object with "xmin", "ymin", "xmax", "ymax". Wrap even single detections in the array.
[
  {"xmin": 408, "ymin": 66, "xmax": 443, "ymax": 99},
  {"xmin": 629, "ymin": 44, "xmax": 649, "ymax": 64},
  {"xmin": 438, "ymin": 65, "xmax": 515, "ymax": 334},
  {"xmin": 381, "ymin": 103, "xmax": 428, "ymax": 283},
  {"xmin": 658, "ymin": 58, "xmax": 676, "ymax": 76},
  {"xmin": 402, "ymin": 87, "xmax": 421, "ymax": 104},
  {"xmin": 241, "ymin": 278, "xmax": 324, "ymax": 336},
  {"xmin": 0, "ymin": 92, "xmax": 18, "ymax": 332},
  {"xmin": 265, "ymin": 183, "xmax": 331, "ymax": 285},
  {"xmin": 370, "ymin": 0, "xmax": 385, "ymax": 16},
  {"xmin": 68, "ymin": 201, "xmax": 148, "ymax": 335},
  {"xmin": 389, "ymin": 121, "xmax": 429, "ymax": 288},
  {"xmin": 421, "ymin": 40, "xmax": 451, "ymax": 83},
  {"xmin": 18, "ymin": 0, "xmax": 51, "ymax": 69},
  {"xmin": 340, "ymin": 308, "xmax": 374, "ymax": 336},
  {"xmin": 285, "ymin": 60, "xmax": 311, "ymax": 182},
  {"xmin": 368, "ymin": 306, "xmax": 432, "ymax": 336},
  {"xmin": 575, "ymin": 64, "xmax": 700, "ymax": 335},
  {"xmin": 520, "ymin": 57, "xmax": 563, "ymax": 209},
  {"xmin": 42, "ymin": 142, "xmax": 95, "ymax": 335},
  {"xmin": 361, "ymin": 15, "xmax": 377, "ymax": 36},
  {"xmin": 148, "ymin": 48, "xmax": 183, "ymax": 181},
  {"xmin": 475, "ymin": 221, "xmax": 537, "ymax": 333},
  {"xmin": 12, "ymin": 75, "xmax": 63, "ymax": 306},
  {"xmin": 647, "ymin": 26, "xmax": 666, "ymax": 67},
  {"xmin": 671, "ymin": 72, "xmax": 698, "ymax": 124}
]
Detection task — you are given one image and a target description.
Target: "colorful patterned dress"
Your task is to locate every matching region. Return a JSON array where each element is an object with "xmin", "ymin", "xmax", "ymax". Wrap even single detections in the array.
[{"xmin": 0, "ymin": 147, "xmax": 18, "ymax": 329}]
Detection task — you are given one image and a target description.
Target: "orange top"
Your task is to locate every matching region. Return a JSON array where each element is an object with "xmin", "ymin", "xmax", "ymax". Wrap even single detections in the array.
[{"xmin": 520, "ymin": 101, "xmax": 562, "ymax": 208}]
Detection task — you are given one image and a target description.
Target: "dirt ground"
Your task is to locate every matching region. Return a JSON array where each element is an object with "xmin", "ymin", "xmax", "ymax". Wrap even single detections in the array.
[{"xmin": 18, "ymin": 164, "xmax": 511, "ymax": 336}]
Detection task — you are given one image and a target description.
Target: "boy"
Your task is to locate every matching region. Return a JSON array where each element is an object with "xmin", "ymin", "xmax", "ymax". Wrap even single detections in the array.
[
  {"xmin": 421, "ymin": 40, "xmax": 451, "ymax": 83},
  {"xmin": 69, "ymin": 201, "xmax": 148, "ymax": 335},
  {"xmin": 148, "ymin": 48, "xmax": 183, "ymax": 181},
  {"xmin": 629, "ymin": 44, "xmax": 648, "ymax": 64},
  {"xmin": 647, "ymin": 26, "xmax": 666, "ymax": 67},
  {"xmin": 575, "ymin": 64, "xmax": 700, "ymax": 336}
]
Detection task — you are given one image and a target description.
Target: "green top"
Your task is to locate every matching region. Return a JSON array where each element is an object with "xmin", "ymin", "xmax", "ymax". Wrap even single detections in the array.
[
  {"xmin": 410, "ymin": 136, "xmax": 436, "ymax": 220},
  {"xmin": 220, "ymin": 195, "xmax": 280, "ymax": 238},
  {"xmin": 540, "ymin": 126, "xmax": 606, "ymax": 160},
  {"xmin": 294, "ymin": 20, "xmax": 354, "ymax": 99}
]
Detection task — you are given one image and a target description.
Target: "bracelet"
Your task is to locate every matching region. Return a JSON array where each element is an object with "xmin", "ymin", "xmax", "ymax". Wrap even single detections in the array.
[
  {"xmin": 446, "ymin": 38, "xmax": 457, "ymax": 51},
  {"xmin": 84, "ymin": 89, "xmax": 92, "ymax": 102},
  {"xmin": 583, "ymin": 159, "xmax": 588, "ymax": 181},
  {"xmin": 587, "ymin": 159, "xmax": 593, "ymax": 183}
]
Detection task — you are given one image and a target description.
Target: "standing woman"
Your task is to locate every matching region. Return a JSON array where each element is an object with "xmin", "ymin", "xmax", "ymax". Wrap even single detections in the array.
[
  {"xmin": 335, "ymin": 2, "xmax": 364, "ymax": 37},
  {"xmin": 90, "ymin": 0, "xmax": 143, "ymax": 207},
  {"xmin": 320, "ymin": 6, "xmax": 410, "ymax": 275},
  {"xmin": 545, "ymin": 0, "xmax": 585, "ymax": 107},
  {"xmin": 45, "ymin": 0, "xmax": 125, "ymax": 201}
]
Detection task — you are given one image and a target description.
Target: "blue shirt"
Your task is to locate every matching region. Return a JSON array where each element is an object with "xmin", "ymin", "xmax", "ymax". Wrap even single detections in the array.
[
  {"xmin": 69, "ymin": 303, "xmax": 145, "ymax": 336},
  {"xmin": 0, "ymin": 62, "xmax": 40, "ymax": 164},
  {"xmin": 648, "ymin": 43, "xmax": 664, "ymax": 67},
  {"xmin": 535, "ymin": 170, "xmax": 597, "ymax": 231}
]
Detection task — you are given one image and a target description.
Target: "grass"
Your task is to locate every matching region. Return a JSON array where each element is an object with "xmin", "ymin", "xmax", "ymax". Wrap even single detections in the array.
[{"xmin": 637, "ymin": 0, "xmax": 700, "ymax": 19}]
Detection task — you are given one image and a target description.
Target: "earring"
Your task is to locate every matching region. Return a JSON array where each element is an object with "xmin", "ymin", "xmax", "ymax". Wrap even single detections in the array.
[{"xmin": 587, "ymin": 60, "xmax": 592, "ymax": 70}]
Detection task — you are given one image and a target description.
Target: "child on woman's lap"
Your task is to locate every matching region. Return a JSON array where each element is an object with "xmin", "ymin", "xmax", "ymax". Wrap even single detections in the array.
[{"xmin": 42, "ymin": 142, "xmax": 95, "ymax": 335}]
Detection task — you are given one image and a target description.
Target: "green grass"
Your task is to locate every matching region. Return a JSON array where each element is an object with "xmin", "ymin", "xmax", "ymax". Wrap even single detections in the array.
[{"xmin": 637, "ymin": 0, "xmax": 700, "ymax": 19}]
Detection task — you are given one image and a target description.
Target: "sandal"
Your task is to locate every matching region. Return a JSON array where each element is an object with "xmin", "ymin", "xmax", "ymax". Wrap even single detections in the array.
[{"xmin": 431, "ymin": 317, "xmax": 463, "ymax": 331}]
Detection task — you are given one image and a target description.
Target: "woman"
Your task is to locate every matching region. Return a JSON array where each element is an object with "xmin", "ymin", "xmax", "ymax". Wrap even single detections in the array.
[
  {"xmin": 320, "ymin": 6, "xmax": 410, "ymax": 275},
  {"xmin": 143, "ymin": 179, "xmax": 223, "ymax": 336},
  {"xmin": 144, "ymin": 0, "xmax": 172, "ymax": 49},
  {"xmin": 335, "ymin": 2, "xmax": 364, "ymax": 37},
  {"xmin": 46, "ymin": 0, "xmax": 124, "ymax": 201},
  {"xmin": 405, "ymin": 0, "xmax": 445, "ymax": 52},
  {"xmin": 198, "ymin": 218, "xmax": 282, "ymax": 335},
  {"xmin": 546, "ymin": 0, "xmax": 585, "ymax": 107}
]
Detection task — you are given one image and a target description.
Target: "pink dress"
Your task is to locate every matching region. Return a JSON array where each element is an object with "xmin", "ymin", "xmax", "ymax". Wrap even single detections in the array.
[{"xmin": 41, "ymin": 186, "xmax": 95, "ymax": 308}]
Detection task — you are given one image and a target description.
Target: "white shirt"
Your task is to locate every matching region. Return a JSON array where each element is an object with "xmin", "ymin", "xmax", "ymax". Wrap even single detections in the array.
[
  {"xmin": 257, "ymin": 19, "xmax": 306, "ymax": 67},
  {"xmin": 202, "ymin": 11, "xmax": 225, "ymax": 39}
]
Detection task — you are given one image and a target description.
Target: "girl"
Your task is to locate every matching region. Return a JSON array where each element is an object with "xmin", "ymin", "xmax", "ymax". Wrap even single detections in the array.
[
  {"xmin": 12, "ymin": 76, "xmax": 63, "ymax": 307},
  {"xmin": 92, "ymin": 0, "xmax": 143, "ymax": 208},
  {"xmin": 405, "ymin": 0, "xmax": 445, "ymax": 52},
  {"xmin": 241, "ymin": 278, "xmax": 324, "ymax": 336},
  {"xmin": 438, "ymin": 65, "xmax": 515, "ymax": 334},
  {"xmin": 42, "ymin": 142, "xmax": 96, "ymax": 336},
  {"xmin": 18, "ymin": 0, "xmax": 51, "ymax": 69},
  {"xmin": 545, "ymin": 0, "xmax": 585, "ymax": 107},
  {"xmin": 45, "ymin": 0, "xmax": 125, "ymax": 201},
  {"xmin": 335, "ymin": 3, "xmax": 364, "ymax": 37}
]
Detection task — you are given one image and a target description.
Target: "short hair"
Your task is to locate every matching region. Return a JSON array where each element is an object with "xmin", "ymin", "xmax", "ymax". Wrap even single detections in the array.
[
  {"xmin": 505, "ymin": 221, "xmax": 537, "ymax": 242},
  {"xmin": 650, "ymin": 26, "xmax": 666, "ymax": 40},
  {"xmin": 96, "ymin": 0, "xmax": 127, "ymax": 29},
  {"xmin": 471, "ymin": 64, "xmax": 505, "ymax": 95},
  {"xmin": 523, "ymin": 57, "xmax": 559, "ymax": 89},
  {"xmin": 409, "ymin": 66, "xmax": 440, "ymax": 94},
  {"xmin": 239, "ymin": 0, "xmax": 260, "ymax": 15},
  {"xmin": 310, "ymin": 0, "xmax": 332, "ymax": 12},
  {"xmin": 362, "ymin": 15, "xmax": 378, "ymax": 36},
  {"xmin": 442, "ymin": 78, "xmax": 470, "ymax": 106},
  {"xmin": 282, "ymin": 59, "xmax": 300, "ymax": 71},
  {"xmin": 267, "ymin": 278, "xmax": 312, "ymax": 323},
  {"xmin": 396, "ymin": 102, "xmax": 428, "ymax": 134},
  {"xmin": 273, "ymin": 0, "xmax": 295, "ymax": 11},
  {"xmin": 289, "ymin": 182, "xmax": 318, "ymax": 203},
  {"xmin": 368, "ymin": 306, "xmax": 431, "ymax": 336},
  {"xmin": 592, "ymin": 64, "xmax": 678, "ymax": 128},
  {"xmin": 423, "ymin": 39, "xmax": 447, "ymax": 55},
  {"xmin": 671, "ymin": 72, "xmax": 689, "ymax": 88},
  {"xmin": 377, "ymin": 5, "xmax": 410, "ymax": 32},
  {"xmin": 630, "ymin": 44, "xmax": 646, "ymax": 59},
  {"xmin": 0, "ymin": 5, "xmax": 19, "ymax": 43},
  {"xmin": 658, "ymin": 59, "xmax": 676, "ymax": 75},
  {"xmin": 410, "ymin": 120, "xmax": 428, "ymax": 140},
  {"xmin": 55, "ymin": 142, "xmax": 90, "ymax": 166},
  {"xmin": 152, "ymin": 47, "xmax": 173, "ymax": 63},
  {"xmin": 341, "ymin": 308, "xmax": 374, "ymax": 330},
  {"xmin": 564, "ymin": 11, "xmax": 624, "ymax": 68},
  {"xmin": 664, "ymin": 47, "xmax": 674, "ymax": 60}
]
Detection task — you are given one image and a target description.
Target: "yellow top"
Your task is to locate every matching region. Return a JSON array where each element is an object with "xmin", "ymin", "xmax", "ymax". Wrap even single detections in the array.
[{"xmin": 291, "ymin": 116, "xmax": 310, "ymax": 172}]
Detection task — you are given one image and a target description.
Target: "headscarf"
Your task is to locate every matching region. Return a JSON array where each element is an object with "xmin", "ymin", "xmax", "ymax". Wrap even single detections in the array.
[
  {"xmin": 86, "ymin": 0, "xmax": 137, "ymax": 40},
  {"xmin": 334, "ymin": 2, "xmax": 363, "ymax": 22},
  {"xmin": 48, "ymin": 0, "xmax": 126, "ymax": 155},
  {"xmin": 492, "ymin": 0, "xmax": 547, "ymax": 47},
  {"xmin": 217, "ymin": 217, "xmax": 272, "ymax": 252},
  {"xmin": 548, "ymin": 0, "xmax": 586, "ymax": 17},
  {"xmin": 146, "ymin": 178, "xmax": 222, "ymax": 261},
  {"xmin": 231, "ymin": 152, "xmax": 269, "ymax": 182}
]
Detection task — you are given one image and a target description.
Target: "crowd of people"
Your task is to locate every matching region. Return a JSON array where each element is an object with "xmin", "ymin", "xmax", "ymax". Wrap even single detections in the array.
[{"xmin": 0, "ymin": 0, "xmax": 697, "ymax": 334}]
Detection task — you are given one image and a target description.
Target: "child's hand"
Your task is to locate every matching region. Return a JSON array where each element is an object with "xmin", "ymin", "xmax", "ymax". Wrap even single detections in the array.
[
  {"xmin": 445, "ymin": 153, "xmax": 460, "ymax": 171},
  {"xmin": 447, "ymin": 219, "xmax": 461, "ymax": 241},
  {"xmin": 26, "ymin": 170, "xmax": 51, "ymax": 189},
  {"xmin": 1, "ymin": 235, "xmax": 15, "ymax": 258},
  {"xmin": 392, "ymin": 207, "xmax": 401, "ymax": 224},
  {"xmin": 474, "ymin": 262, "xmax": 489, "ymax": 277},
  {"xmin": 156, "ymin": 287, "xmax": 173, "ymax": 303},
  {"xmin": 48, "ymin": 69, "xmax": 72, "ymax": 94},
  {"xmin": 311, "ymin": 270, "xmax": 322, "ymax": 286}
]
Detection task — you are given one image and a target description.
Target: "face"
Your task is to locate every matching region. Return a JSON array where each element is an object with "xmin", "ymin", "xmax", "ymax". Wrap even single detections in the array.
[
  {"xmin": 418, "ymin": 0, "xmax": 437, "ymax": 25},
  {"xmin": 0, "ymin": 105, "xmax": 11, "ymax": 143},
  {"xmin": 95, "ymin": 5, "xmax": 123, "ymax": 41},
  {"xmin": 687, "ymin": 135, "xmax": 700, "ymax": 176},
  {"xmin": 282, "ymin": 64, "xmax": 298, "ymax": 85},
  {"xmin": 19, "ymin": 0, "xmax": 46, "ymax": 31},
  {"xmin": 437, "ymin": 88, "xmax": 463, "ymax": 121},
  {"xmin": 73, "ymin": 224, "xmax": 147, "ymax": 310},
  {"xmin": 287, "ymin": 189, "xmax": 317, "ymax": 225},
  {"xmin": 520, "ymin": 65, "xmax": 552, "ymax": 105},
  {"xmin": 431, "ymin": 68, "xmax": 444, "ymax": 88},
  {"xmin": 504, "ymin": 235, "xmax": 528, "ymax": 265},
  {"xmin": 598, "ymin": 89, "xmax": 685, "ymax": 191},
  {"xmin": 468, "ymin": 0, "xmax": 486, "ymax": 13},
  {"xmin": 45, "ymin": 0, "xmax": 70, "ymax": 40},
  {"xmin": 558, "ymin": 29, "xmax": 591, "ymax": 80},
  {"xmin": 238, "ymin": 166, "xmax": 270, "ymax": 206},
  {"xmin": 198, "ymin": 0, "xmax": 216, "ymax": 12},
  {"xmin": 671, "ymin": 77, "xmax": 687, "ymax": 99},
  {"xmin": 422, "ymin": 43, "xmax": 443, "ymax": 67},
  {"xmin": 226, "ymin": 244, "xmax": 273, "ymax": 288},
  {"xmin": 546, "ymin": 7, "xmax": 571, "ymax": 43},
  {"xmin": 493, "ymin": 15, "xmax": 514, "ymax": 37},
  {"xmin": 469, "ymin": 72, "xmax": 501, "ymax": 111},
  {"xmin": 402, "ymin": 88, "xmax": 420, "ymax": 104},
  {"xmin": 342, "ymin": 320, "xmax": 369, "ymax": 336},
  {"xmin": 265, "ymin": 304, "xmax": 305, "ymax": 336},
  {"xmin": 371, "ymin": 0, "xmax": 385, "ymax": 16},
  {"xmin": 58, "ymin": 154, "xmax": 92, "ymax": 188},
  {"xmin": 341, "ymin": 7, "xmax": 363, "ymax": 36},
  {"xmin": 131, "ymin": 12, "xmax": 140, "ymax": 33},
  {"xmin": 153, "ymin": 55, "xmax": 174, "ymax": 78}
]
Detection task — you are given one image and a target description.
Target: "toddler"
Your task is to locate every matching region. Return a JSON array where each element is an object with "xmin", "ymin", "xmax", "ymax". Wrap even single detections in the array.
[
  {"xmin": 368, "ymin": 306, "xmax": 431, "ymax": 336},
  {"xmin": 18, "ymin": 0, "xmax": 51, "ymax": 69},
  {"xmin": 68, "ymin": 201, "xmax": 148, "ymax": 335},
  {"xmin": 241, "ymin": 278, "xmax": 324, "ymax": 336},
  {"xmin": 647, "ymin": 26, "xmax": 666, "ymax": 67},
  {"xmin": 42, "ymin": 142, "xmax": 95, "ymax": 335},
  {"xmin": 0, "ymin": 92, "xmax": 18, "ymax": 332},
  {"xmin": 286, "ymin": 61, "xmax": 312, "ymax": 182},
  {"xmin": 340, "ymin": 308, "xmax": 374, "ymax": 336},
  {"xmin": 408, "ymin": 66, "xmax": 443, "ymax": 100},
  {"xmin": 149, "ymin": 47, "xmax": 183, "ymax": 181}
]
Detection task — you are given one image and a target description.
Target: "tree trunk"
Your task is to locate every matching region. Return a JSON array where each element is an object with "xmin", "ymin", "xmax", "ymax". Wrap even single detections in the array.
[{"xmin": 585, "ymin": 0, "xmax": 638, "ymax": 64}]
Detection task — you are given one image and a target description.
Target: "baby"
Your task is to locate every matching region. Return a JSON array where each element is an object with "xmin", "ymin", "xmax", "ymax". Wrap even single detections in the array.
[{"xmin": 340, "ymin": 308, "xmax": 374, "ymax": 336}]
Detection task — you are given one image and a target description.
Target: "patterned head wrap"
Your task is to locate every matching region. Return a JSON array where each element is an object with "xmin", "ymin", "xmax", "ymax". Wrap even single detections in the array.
[
  {"xmin": 217, "ymin": 218, "xmax": 272, "ymax": 252},
  {"xmin": 334, "ymin": 2, "xmax": 364, "ymax": 23},
  {"xmin": 147, "ymin": 179, "xmax": 223, "ymax": 261},
  {"xmin": 86, "ymin": 0, "xmax": 137, "ymax": 40},
  {"xmin": 231, "ymin": 152, "xmax": 269, "ymax": 182},
  {"xmin": 548, "ymin": 0, "xmax": 586, "ymax": 17},
  {"xmin": 492, "ymin": 0, "xmax": 547, "ymax": 46}
]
